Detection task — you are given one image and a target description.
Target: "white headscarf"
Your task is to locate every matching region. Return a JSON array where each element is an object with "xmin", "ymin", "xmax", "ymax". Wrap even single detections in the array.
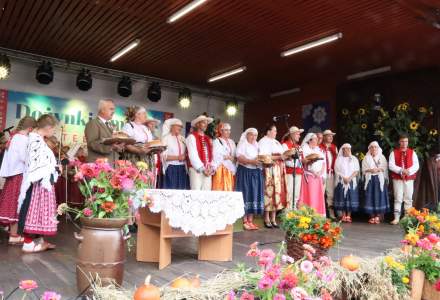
[
  {"xmin": 238, "ymin": 128, "xmax": 258, "ymax": 146},
  {"xmin": 334, "ymin": 143, "xmax": 360, "ymax": 196},
  {"xmin": 301, "ymin": 133, "xmax": 317, "ymax": 148},
  {"xmin": 362, "ymin": 141, "xmax": 388, "ymax": 191}
]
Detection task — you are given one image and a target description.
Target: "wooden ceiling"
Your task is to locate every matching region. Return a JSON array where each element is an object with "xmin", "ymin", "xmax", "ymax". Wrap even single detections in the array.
[{"xmin": 0, "ymin": 0, "xmax": 439, "ymax": 99}]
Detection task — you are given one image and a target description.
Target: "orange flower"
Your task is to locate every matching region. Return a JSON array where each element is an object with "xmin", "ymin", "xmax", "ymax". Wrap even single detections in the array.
[
  {"xmin": 314, "ymin": 224, "xmax": 320, "ymax": 229},
  {"xmin": 323, "ymin": 223, "xmax": 330, "ymax": 231},
  {"xmin": 101, "ymin": 201, "xmax": 116, "ymax": 213}
]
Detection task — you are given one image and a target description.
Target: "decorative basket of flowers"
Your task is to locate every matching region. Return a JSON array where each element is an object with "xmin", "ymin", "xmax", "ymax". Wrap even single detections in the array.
[
  {"xmin": 399, "ymin": 207, "xmax": 440, "ymax": 236},
  {"xmin": 280, "ymin": 206, "xmax": 343, "ymax": 261}
]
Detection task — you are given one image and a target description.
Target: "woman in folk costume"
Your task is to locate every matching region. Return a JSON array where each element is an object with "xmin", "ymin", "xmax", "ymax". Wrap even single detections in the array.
[
  {"xmin": 122, "ymin": 106, "xmax": 153, "ymax": 163},
  {"xmin": 258, "ymin": 124, "xmax": 287, "ymax": 228},
  {"xmin": 145, "ymin": 116, "xmax": 162, "ymax": 187},
  {"xmin": 161, "ymin": 118, "xmax": 190, "ymax": 189},
  {"xmin": 0, "ymin": 116, "xmax": 36, "ymax": 245},
  {"xmin": 212, "ymin": 123, "xmax": 236, "ymax": 191},
  {"xmin": 235, "ymin": 128, "xmax": 264, "ymax": 230},
  {"xmin": 362, "ymin": 141, "xmax": 390, "ymax": 224},
  {"xmin": 17, "ymin": 114, "xmax": 60, "ymax": 253},
  {"xmin": 334, "ymin": 143, "xmax": 360, "ymax": 223},
  {"xmin": 298, "ymin": 133, "xmax": 326, "ymax": 215}
]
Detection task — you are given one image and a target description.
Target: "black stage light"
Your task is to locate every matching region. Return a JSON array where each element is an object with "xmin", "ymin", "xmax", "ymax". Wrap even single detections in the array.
[
  {"xmin": 118, "ymin": 76, "xmax": 132, "ymax": 97},
  {"xmin": 36, "ymin": 61, "xmax": 54, "ymax": 84},
  {"xmin": 76, "ymin": 68, "xmax": 92, "ymax": 91},
  {"xmin": 0, "ymin": 54, "xmax": 11, "ymax": 79},
  {"xmin": 147, "ymin": 82, "xmax": 161, "ymax": 102}
]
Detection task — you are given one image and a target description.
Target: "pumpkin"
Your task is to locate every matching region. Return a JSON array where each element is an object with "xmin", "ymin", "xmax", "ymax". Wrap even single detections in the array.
[
  {"xmin": 191, "ymin": 275, "xmax": 201, "ymax": 288},
  {"xmin": 133, "ymin": 275, "xmax": 160, "ymax": 300},
  {"xmin": 170, "ymin": 277, "xmax": 192, "ymax": 289},
  {"xmin": 340, "ymin": 254, "xmax": 360, "ymax": 271}
]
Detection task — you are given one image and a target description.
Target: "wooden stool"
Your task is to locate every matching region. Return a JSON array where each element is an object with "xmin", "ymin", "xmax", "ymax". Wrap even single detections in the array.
[{"xmin": 136, "ymin": 207, "xmax": 233, "ymax": 269}]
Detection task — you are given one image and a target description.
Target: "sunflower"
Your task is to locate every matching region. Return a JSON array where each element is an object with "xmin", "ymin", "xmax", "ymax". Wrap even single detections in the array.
[
  {"xmin": 430, "ymin": 129, "xmax": 438, "ymax": 136},
  {"xmin": 397, "ymin": 102, "xmax": 409, "ymax": 111},
  {"xmin": 375, "ymin": 130, "xmax": 384, "ymax": 137},
  {"xmin": 341, "ymin": 108, "xmax": 349, "ymax": 116},
  {"xmin": 357, "ymin": 152, "xmax": 365, "ymax": 160},
  {"xmin": 358, "ymin": 108, "xmax": 366, "ymax": 115},
  {"xmin": 418, "ymin": 106, "xmax": 428, "ymax": 113},
  {"xmin": 361, "ymin": 123, "xmax": 367, "ymax": 129},
  {"xmin": 409, "ymin": 121, "xmax": 419, "ymax": 131}
]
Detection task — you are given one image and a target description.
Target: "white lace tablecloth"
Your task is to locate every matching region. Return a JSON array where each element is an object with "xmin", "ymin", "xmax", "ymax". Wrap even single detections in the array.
[{"xmin": 144, "ymin": 189, "xmax": 244, "ymax": 236}]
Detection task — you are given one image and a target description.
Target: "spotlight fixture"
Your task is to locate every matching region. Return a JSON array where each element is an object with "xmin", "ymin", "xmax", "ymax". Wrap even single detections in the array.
[
  {"xmin": 281, "ymin": 33, "xmax": 343, "ymax": 57},
  {"xmin": 35, "ymin": 61, "xmax": 54, "ymax": 84},
  {"xmin": 118, "ymin": 76, "xmax": 132, "ymax": 97},
  {"xmin": 178, "ymin": 88, "xmax": 191, "ymax": 109},
  {"xmin": 76, "ymin": 68, "xmax": 92, "ymax": 91},
  {"xmin": 208, "ymin": 66, "xmax": 246, "ymax": 83},
  {"xmin": 147, "ymin": 82, "xmax": 161, "ymax": 102},
  {"xmin": 0, "ymin": 54, "xmax": 11, "ymax": 79},
  {"xmin": 110, "ymin": 39, "xmax": 140, "ymax": 62},
  {"xmin": 225, "ymin": 101, "xmax": 238, "ymax": 117},
  {"xmin": 167, "ymin": 0, "xmax": 208, "ymax": 23}
]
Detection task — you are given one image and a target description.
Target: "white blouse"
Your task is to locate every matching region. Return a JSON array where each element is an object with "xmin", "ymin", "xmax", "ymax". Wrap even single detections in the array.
[
  {"xmin": 302, "ymin": 143, "xmax": 326, "ymax": 178},
  {"xmin": 122, "ymin": 122, "xmax": 150, "ymax": 143},
  {"xmin": 161, "ymin": 134, "xmax": 186, "ymax": 172},
  {"xmin": 0, "ymin": 133, "xmax": 28, "ymax": 177},
  {"xmin": 258, "ymin": 136, "xmax": 284, "ymax": 155},
  {"xmin": 236, "ymin": 141, "xmax": 259, "ymax": 169},
  {"xmin": 212, "ymin": 137, "xmax": 236, "ymax": 174}
]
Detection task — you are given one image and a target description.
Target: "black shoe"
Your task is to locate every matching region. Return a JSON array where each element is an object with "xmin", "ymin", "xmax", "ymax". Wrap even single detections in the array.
[
  {"xmin": 128, "ymin": 224, "xmax": 138, "ymax": 233},
  {"xmin": 271, "ymin": 222, "xmax": 279, "ymax": 228},
  {"xmin": 264, "ymin": 221, "xmax": 273, "ymax": 228}
]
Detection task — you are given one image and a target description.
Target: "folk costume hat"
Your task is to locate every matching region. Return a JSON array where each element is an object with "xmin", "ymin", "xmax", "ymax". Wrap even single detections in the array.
[
  {"xmin": 323, "ymin": 129, "xmax": 336, "ymax": 136},
  {"xmin": 191, "ymin": 115, "xmax": 213, "ymax": 127},
  {"xmin": 289, "ymin": 126, "xmax": 304, "ymax": 134},
  {"xmin": 161, "ymin": 118, "xmax": 183, "ymax": 138}
]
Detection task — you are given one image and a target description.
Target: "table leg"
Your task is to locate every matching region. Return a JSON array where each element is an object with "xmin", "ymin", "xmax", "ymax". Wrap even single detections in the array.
[
  {"xmin": 198, "ymin": 226, "xmax": 233, "ymax": 261},
  {"xmin": 136, "ymin": 222, "xmax": 160, "ymax": 263}
]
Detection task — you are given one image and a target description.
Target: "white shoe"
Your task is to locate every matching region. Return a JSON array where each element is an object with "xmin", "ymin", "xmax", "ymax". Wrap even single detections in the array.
[{"xmin": 390, "ymin": 218, "xmax": 399, "ymax": 225}]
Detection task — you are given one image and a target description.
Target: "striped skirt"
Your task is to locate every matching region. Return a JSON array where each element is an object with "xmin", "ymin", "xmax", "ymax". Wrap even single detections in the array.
[{"xmin": 0, "ymin": 174, "xmax": 23, "ymax": 224}]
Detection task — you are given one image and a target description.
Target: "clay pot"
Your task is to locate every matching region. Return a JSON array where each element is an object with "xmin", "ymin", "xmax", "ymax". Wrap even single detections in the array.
[{"xmin": 75, "ymin": 217, "xmax": 128, "ymax": 293}]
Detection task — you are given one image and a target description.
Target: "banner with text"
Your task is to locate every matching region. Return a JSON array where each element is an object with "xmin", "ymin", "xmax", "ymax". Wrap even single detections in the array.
[{"xmin": 0, "ymin": 89, "xmax": 173, "ymax": 144}]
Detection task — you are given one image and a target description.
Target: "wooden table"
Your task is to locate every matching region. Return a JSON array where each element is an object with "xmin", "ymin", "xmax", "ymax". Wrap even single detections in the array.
[{"xmin": 136, "ymin": 207, "xmax": 233, "ymax": 269}]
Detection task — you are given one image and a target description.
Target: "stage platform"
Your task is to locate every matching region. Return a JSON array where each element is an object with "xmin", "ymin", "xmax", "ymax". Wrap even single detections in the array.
[{"xmin": 0, "ymin": 220, "xmax": 403, "ymax": 298}]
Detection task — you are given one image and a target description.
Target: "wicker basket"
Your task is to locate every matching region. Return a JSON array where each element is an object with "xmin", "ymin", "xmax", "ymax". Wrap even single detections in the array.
[{"xmin": 285, "ymin": 235, "xmax": 329, "ymax": 261}]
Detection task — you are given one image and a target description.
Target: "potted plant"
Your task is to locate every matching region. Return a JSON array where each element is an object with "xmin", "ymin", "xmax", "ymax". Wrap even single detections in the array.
[
  {"xmin": 280, "ymin": 206, "xmax": 342, "ymax": 261},
  {"xmin": 58, "ymin": 159, "xmax": 154, "ymax": 293}
]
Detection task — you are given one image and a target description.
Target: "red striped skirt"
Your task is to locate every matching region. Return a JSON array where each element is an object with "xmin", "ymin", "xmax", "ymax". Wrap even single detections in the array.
[
  {"xmin": 24, "ymin": 183, "xmax": 58, "ymax": 236},
  {"xmin": 0, "ymin": 174, "xmax": 23, "ymax": 224}
]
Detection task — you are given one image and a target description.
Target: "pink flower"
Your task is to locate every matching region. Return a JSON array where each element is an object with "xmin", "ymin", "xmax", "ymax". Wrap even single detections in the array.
[
  {"xmin": 19, "ymin": 280, "xmax": 38, "ymax": 291},
  {"xmin": 278, "ymin": 272, "xmax": 298, "ymax": 290},
  {"xmin": 110, "ymin": 175, "xmax": 122, "ymax": 189},
  {"xmin": 435, "ymin": 278, "xmax": 440, "ymax": 292},
  {"xmin": 80, "ymin": 163, "xmax": 98, "ymax": 178},
  {"xmin": 257, "ymin": 276, "xmax": 274, "ymax": 290},
  {"xmin": 416, "ymin": 215, "xmax": 425, "ymax": 223},
  {"xmin": 416, "ymin": 238, "xmax": 433, "ymax": 251},
  {"xmin": 226, "ymin": 290, "xmax": 236, "ymax": 300},
  {"xmin": 264, "ymin": 264, "xmax": 281, "ymax": 281},
  {"xmin": 73, "ymin": 171, "xmax": 84, "ymax": 181},
  {"xmin": 239, "ymin": 291, "xmax": 255, "ymax": 300},
  {"xmin": 291, "ymin": 287, "xmax": 309, "ymax": 300},
  {"xmin": 42, "ymin": 291, "xmax": 62, "ymax": 300},
  {"xmin": 121, "ymin": 178, "xmax": 134, "ymax": 191},
  {"xmin": 400, "ymin": 239, "xmax": 410, "ymax": 245},
  {"xmin": 258, "ymin": 249, "xmax": 275, "ymax": 267},
  {"xmin": 246, "ymin": 248, "xmax": 260, "ymax": 257},
  {"xmin": 319, "ymin": 256, "xmax": 331, "ymax": 267},
  {"xmin": 305, "ymin": 251, "xmax": 313, "ymax": 261},
  {"xmin": 427, "ymin": 233, "xmax": 439, "ymax": 244},
  {"xmin": 83, "ymin": 208, "xmax": 93, "ymax": 217},
  {"xmin": 281, "ymin": 254, "xmax": 295, "ymax": 264},
  {"xmin": 300, "ymin": 260, "xmax": 314, "ymax": 274},
  {"xmin": 274, "ymin": 294, "xmax": 286, "ymax": 300},
  {"xmin": 321, "ymin": 288, "xmax": 333, "ymax": 300},
  {"xmin": 128, "ymin": 198, "xmax": 133, "ymax": 207}
]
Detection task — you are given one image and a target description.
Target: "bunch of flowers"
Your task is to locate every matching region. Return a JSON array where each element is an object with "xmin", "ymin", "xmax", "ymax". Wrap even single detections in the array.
[
  {"xmin": 1, "ymin": 279, "xmax": 61, "ymax": 299},
  {"xmin": 340, "ymin": 102, "xmax": 437, "ymax": 160},
  {"xmin": 229, "ymin": 242, "xmax": 335, "ymax": 300},
  {"xmin": 281, "ymin": 206, "xmax": 342, "ymax": 249},
  {"xmin": 399, "ymin": 207, "xmax": 440, "ymax": 236},
  {"xmin": 58, "ymin": 159, "xmax": 154, "ymax": 219}
]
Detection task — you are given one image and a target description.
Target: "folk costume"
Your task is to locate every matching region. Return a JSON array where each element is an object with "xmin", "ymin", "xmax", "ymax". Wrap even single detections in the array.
[
  {"xmin": 334, "ymin": 144, "xmax": 360, "ymax": 216},
  {"xmin": 298, "ymin": 133, "xmax": 326, "ymax": 215},
  {"xmin": 389, "ymin": 147, "xmax": 419, "ymax": 221},
  {"xmin": 212, "ymin": 123, "xmax": 236, "ymax": 191},
  {"xmin": 282, "ymin": 126, "xmax": 304, "ymax": 210},
  {"xmin": 161, "ymin": 118, "xmax": 190, "ymax": 190},
  {"xmin": 320, "ymin": 129, "xmax": 338, "ymax": 218},
  {"xmin": 186, "ymin": 115, "xmax": 214, "ymax": 190},
  {"xmin": 258, "ymin": 135, "xmax": 287, "ymax": 212}
]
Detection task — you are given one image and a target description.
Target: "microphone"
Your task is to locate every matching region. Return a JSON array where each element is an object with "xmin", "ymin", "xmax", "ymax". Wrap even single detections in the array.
[{"xmin": 272, "ymin": 114, "xmax": 290, "ymax": 122}]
